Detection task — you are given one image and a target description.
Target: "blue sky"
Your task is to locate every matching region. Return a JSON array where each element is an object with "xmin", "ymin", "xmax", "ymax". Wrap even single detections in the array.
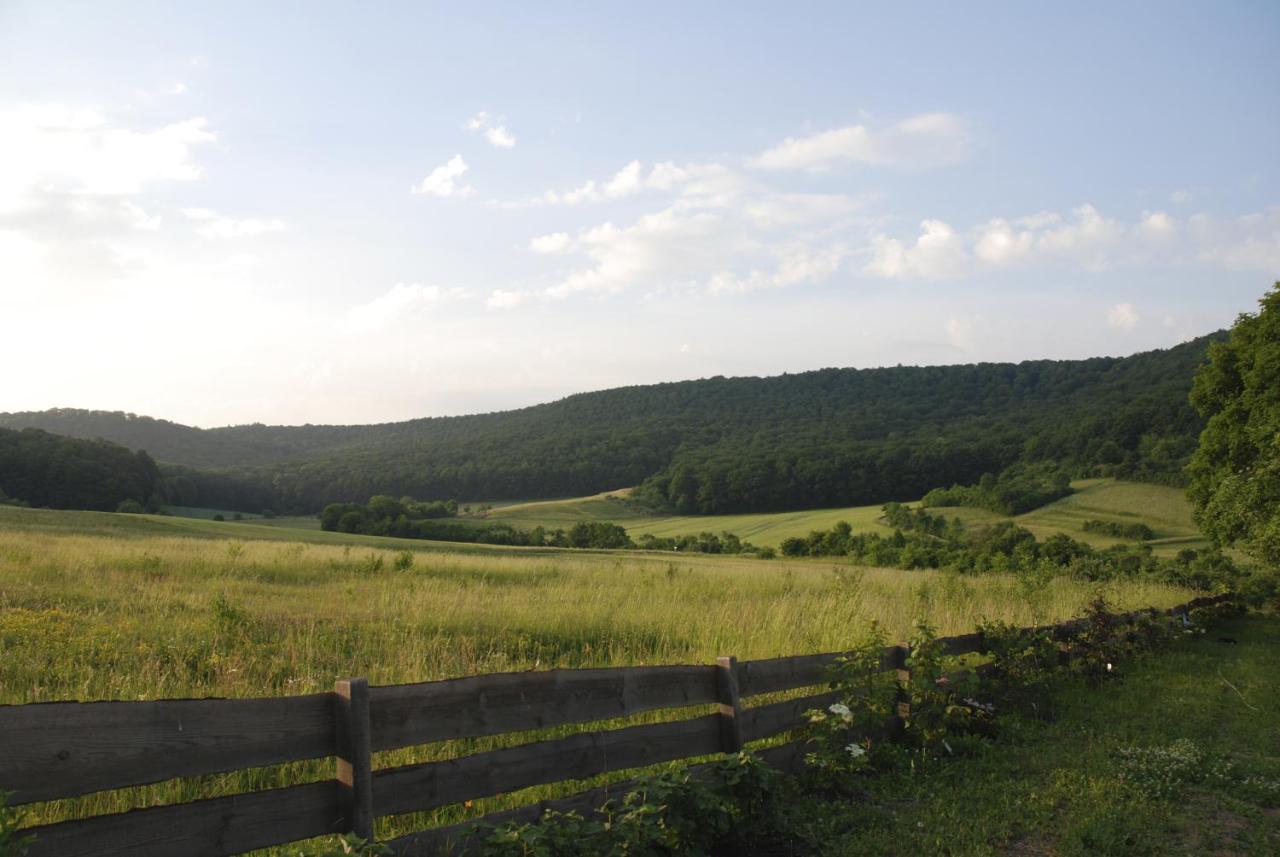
[{"xmin": 1, "ymin": 1, "xmax": 1277, "ymax": 426}]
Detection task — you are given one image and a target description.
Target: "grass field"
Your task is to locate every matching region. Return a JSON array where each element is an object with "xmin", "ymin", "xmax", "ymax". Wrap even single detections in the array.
[
  {"xmin": 786, "ymin": 612, "xmax": 1280, "ymax": 855},
  {"xmin": 0, "ymin": 504, "xmax": 1198, "ymax": 852},
  {"xmin": 158, "ymin": 478, "xmax": 1211, "ymax": 558},
  {"xmin": 449, "ymin": 479, "xmax": 1212, "ymax": 555}
]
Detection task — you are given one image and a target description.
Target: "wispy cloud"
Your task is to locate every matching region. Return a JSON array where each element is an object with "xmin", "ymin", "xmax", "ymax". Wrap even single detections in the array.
[
  {"xmin": 866, "ymin": 205, "xmax": 1280, "ymax": 279},
  {"xmin": 1107, "ymin": 302, "xmax": 1139, "ymax": 330},
  {"xmin": 466, "ymin": 111, "xmax": 517, "ymax": 148},
  {"xmin": 348, "ymin": 282, "xmax": 468, "ymax": 332},
  {"xmin": 411, "ymin": 154, "xmax": 473, "ymax": 198},
  {"xmin": 181, "ymin": 207, "xmax": 285, "ymax": 239},
  {"xmin": 0, "ymin": 104, "xmax": 215, "ymax": 211},
  {"xmin": 751, "ymin": 113, "xmax": 974, "ymax": 171}
]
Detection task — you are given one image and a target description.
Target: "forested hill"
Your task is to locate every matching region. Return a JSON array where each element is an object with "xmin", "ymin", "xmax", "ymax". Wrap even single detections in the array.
[{"xmin": 0, "ymin": 334, "xmax": 1222, "ymax": 514}]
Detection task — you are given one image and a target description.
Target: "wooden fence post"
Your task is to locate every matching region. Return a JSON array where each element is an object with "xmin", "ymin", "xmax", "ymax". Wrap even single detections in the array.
[
  {"xmin": 715, "ymin": 656, "xmax": 743, "ymax": 753},
  {"xmin": 335, "ymin": 678, "xmax": 374, "ymax": 841}
]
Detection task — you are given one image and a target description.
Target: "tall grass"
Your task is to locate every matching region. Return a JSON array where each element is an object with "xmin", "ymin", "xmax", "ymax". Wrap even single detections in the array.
[{"xmin": 0, "ymin": 523, "xmax": 1192, "ymax": 852}]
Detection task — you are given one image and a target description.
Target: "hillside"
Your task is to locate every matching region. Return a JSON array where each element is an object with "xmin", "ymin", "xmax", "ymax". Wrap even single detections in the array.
[
  {"xmin": 454, "ymin": 478, "xmax": 1210, "ymax": 556},
  {"xmin": 0, "ymin": 334, "xmax": 1222, "ymax": 514},
  {"xmin": 0, "ymin": 427, "xmax": 161, "ymax": 511}
]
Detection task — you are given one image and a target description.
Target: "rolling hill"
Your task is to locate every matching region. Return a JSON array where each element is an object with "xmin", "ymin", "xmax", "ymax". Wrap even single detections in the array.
[{"xmin": 0, "ymin": 333, "xmax": 1221, "ymax": 514}]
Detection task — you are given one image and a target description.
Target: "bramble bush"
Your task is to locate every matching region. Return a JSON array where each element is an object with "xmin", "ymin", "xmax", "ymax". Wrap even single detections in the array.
[{"xmin": 472, "ymin": 752, "xmax": 783, "ymax": 856}]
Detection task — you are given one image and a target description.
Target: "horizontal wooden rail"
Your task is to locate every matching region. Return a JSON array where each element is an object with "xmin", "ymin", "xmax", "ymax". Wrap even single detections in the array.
[
  {"xmin": 368, "ymin": 664, "xmax": 718, "ymax": 751},
  {"xmin": 372, "ymin": 713, "xmax": 724, "ymax": 817},
  {"xmin": 19, "ymin": 780, "xmax": 345, "ymax": 857},
  {"xmin": 735, "ymin": 645, "xmax": 905, "ymax": 697},
  {"xmin": 0, "ymin": 693, "xmax": 335, "ymax": 805},
  {"xmin": 740, "ymin": 689, "xmax": 843, "ymax": 743}
]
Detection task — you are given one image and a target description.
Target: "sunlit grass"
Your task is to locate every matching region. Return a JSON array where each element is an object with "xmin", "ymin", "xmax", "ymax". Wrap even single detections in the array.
[{"xmin": 0, "ymin": 509, "xmax": 1195, "ymax": 852}]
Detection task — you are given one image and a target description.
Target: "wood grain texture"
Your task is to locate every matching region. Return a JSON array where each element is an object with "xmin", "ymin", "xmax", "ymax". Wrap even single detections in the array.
[
  {"xmin": 372, "ymin": 713, "xmax": 723, "ymax": 817},
  {"xmin": 0, "ymin": 693, "xmax": 334, "ymax": 804},
  {"xmin": 19, "ymin": 780, "xmax": 344, "ymax": 857},
  {"xmin": 367, "ymin": 664, "xmax": 717, "ymax": 751},
  {"xmin": 740, "ymin": 689, "xmax": 842, "ymax": 743},
  {"xmin": 735, "ymin": 645, "xmax": 903, "ymax": 698},
  {"xmin": 715, "ymin": 656, "xmax": 743, "ymax": 753},
  {"xmin": 336, "ymin": 678, "xmax": 374, "ymax": 839}
]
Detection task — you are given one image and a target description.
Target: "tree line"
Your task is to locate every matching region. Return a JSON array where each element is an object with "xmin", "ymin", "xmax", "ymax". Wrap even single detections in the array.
[
  {"xmin": 0, "ymin": 333, "xmax": 1222, "ymax": 515},
  {"xmin": 0, "ymin": 427, "xmax": 161, "ymax": 512},
  {"xmin": 779, "ymin": 506, "xmax": 1250, "ymax": 594}
]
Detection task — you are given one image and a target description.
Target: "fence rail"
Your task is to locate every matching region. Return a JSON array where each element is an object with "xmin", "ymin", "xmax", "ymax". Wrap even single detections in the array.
[{"xmin": 1, "ymin": 593, "xmax": 1233, "ymax": 856}]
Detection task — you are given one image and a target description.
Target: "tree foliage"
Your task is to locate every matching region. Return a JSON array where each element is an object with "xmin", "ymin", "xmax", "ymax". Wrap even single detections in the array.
[
  {"xmin": 0, "ymin": 427, "xmax": 160, "ymax": 511},
  {"xmin": 1187, "ymin": 284, "xmax": 1280, "ymax": 564}
]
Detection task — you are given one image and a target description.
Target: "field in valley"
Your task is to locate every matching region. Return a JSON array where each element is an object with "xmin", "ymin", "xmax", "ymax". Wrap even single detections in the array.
[
  {"xmin": 0, "ymin": 501, "xmax": 1200, "ymax": 850},
  {"xmin": 450, "ymin": 478, "xmax": 1212, "ymax": 556},
  {"xmin": 161, "ymin": 478, "xmax": 1210, "ymax": 558}
]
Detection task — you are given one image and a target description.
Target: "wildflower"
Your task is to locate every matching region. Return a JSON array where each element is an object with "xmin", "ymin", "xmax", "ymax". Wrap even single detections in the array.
[
  {"xmin": 845, "ymin": 743, "xmax": 866, "ymax": 758},
  {"xmin": 828, "ymin": 702, "xmax": 851, "ymax": 717}
]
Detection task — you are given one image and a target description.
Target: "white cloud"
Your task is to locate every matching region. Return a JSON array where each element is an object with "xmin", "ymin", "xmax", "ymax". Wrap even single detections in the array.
[
  {"xmin": 0, "ymin": 105, "xmax": 216, "ymax": 212},
  {"xmin": 529, "ymin": 232, "xmax": 571, "ymax": 254},
  {"xmin": 877, "ymin": 204, "xmax": 1279, "ymax": 280},
  {"xmin": 531, "ymin": 184, "xmax": 860, "ymax": 301},
  {"xmin": 487, "ymin": 288, "xmax": 531, "ymax": 309},
  {"xmin": 535, "ymin": 160, "xmax": 754, "ymax": 209},
  {"xmin": 1107, "ymin": 302, "xmax": 1139, "ymax": 331},
  {"xmin": 466, "ymin": 111, "xmax": 517, "ymax": 148},
  {"xmin": 1189, "ymin": 208, "xmax": 1280, "ymax": 271},
  {"xmin": 751, "ymin": 112, "xmax": 973, "ymax": 171},
  {"xmin": 412, "ymin": 155, "xmax": 472, "ymax": 198},
  {"xmin": 1135, "ymin": 210, "xmax": 1177, "ymax": 241},
  {"xmin": 181, "ymin": 207, "xmax": 284, "ymax": 239},
  {"xmin": 485, "ymin": 126, "xmax": 516, "ymax": 148},
  {"xmin": 119, "ymin": 200, "xmax": 162, "ymax": 231},
  {"xmin": 544, "ymin": 160, "xmax": 646, "ymax": 204},
  {"xmin": 348, "ymin": 282, "xmax": 467, "ymax": 331},
  {"xmin": 866, "ymin": 219, "xmax": 967, "ymax": 279}
]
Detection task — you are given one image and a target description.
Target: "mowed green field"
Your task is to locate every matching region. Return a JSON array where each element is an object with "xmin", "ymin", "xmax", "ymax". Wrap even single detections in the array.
[
  {"xmin": 0, "ymin": 502, "xmax": 1195, "ymax": 851},
  {"xmin": 454, "ymin": 479, "xmax": 1210, "ymax": 555}
]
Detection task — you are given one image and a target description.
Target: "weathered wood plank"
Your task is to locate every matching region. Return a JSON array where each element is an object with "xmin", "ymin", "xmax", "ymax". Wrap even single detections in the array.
[
  {"xmin": 735, "ymin": 645, "xmax": 903, "ymax": 698},
  {"xmin": 335, "ymin": 678, "xmax": 374, "ymax": 839},
  {"xmin": 740, "ymin": 689, "xmax": 842, "ymax": 743},
  {"xmin": 18, "ymin": 780, "xmax": 344, "ymax": 857},
  {"xmin": 0, "ymin": 693, "xmax": 335, "ymax": 805},
  {"xmin": 372, "ymin": 713, "xmax": 723, "ymax": 817},
  {"xmin": 715, "ymin": 656, "xmax": 743, "ymax": 753},
  {"xmin": 367, "ymin": 664, "xmax": 717, "ymax": 751}
]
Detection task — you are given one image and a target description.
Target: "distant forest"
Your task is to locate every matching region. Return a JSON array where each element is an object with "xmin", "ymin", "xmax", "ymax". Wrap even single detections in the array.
[
  {"xmin": 0, "ymin": 333, "xmax": 1221, "ymax": 515},
  {"xmin": 0, "ymin": 427, "xmax": 161, "ymax": 511}
]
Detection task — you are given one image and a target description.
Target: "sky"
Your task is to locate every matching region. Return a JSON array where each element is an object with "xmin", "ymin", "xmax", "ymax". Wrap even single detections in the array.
[{"xmin": 1, "ymin": 1, "xmax": 1277, "ymax": 427}]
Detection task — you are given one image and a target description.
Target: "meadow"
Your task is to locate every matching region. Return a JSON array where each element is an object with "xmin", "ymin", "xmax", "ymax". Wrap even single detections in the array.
[
  {"xmin": 0, "ymin": 503, "xmax": 1198, "ymax": 851},
  {"xmin": 445, "ymin": 478, "xmax": 1211, "ymax": 556}
]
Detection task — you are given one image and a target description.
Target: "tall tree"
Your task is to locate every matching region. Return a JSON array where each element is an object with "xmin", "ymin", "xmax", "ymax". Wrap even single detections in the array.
[{"xmin": 1188, "ymin": 284, "xmax": 1280, "ymax": 563}]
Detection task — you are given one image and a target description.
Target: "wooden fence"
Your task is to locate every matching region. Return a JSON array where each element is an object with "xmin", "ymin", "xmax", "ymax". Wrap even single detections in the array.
[{"xmin": 1, "ymin": 593, "xmax": 1232, "ymax": 856}]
